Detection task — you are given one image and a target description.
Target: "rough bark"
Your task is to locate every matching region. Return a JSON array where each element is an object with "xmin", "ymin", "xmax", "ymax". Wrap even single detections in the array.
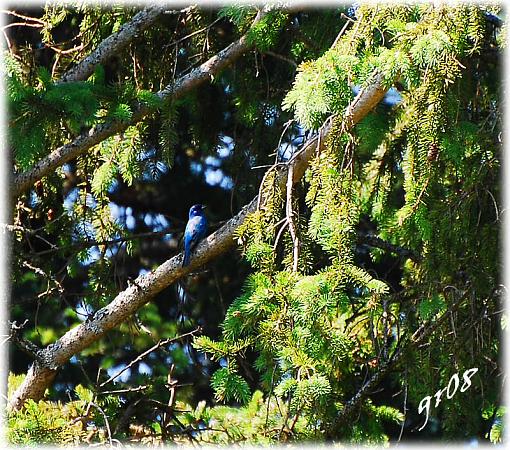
[
  {"xmin": 12, "ymin": 9, "xmax": 267, "ymax": 198},
  {"xmin": 8, "ymin": 71, "xmax": 389, "ymax": 411},
  {"xmin": 58, "ymin": 4, "xmax": 168, "ymax": 83}
]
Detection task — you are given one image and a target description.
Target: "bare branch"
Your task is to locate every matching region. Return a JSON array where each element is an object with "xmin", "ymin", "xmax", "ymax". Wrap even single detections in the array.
[
  {"xmin": 6, "ymin": 321, "xmax": 49, "ymax": 367},
  {"xmin": 162, "ymin": 365, "xmax": 178, "ymax": 430},
  {"xmin": 12, "ymin": 9, "xmax": 268, "ymax": 198},
  {"xmin": 98, "ymin": 385, "xmax": 148, "ymax": 396},
  {"xmin": 285, "ymin": 164, "xmax": 299, "ymax": 272},
  {"xmin": 2, "ymin": 22, "xmax": 43, "ymax": 30},
  {"xmin": 99, "ymin": 327, "xmax": 201, "ymax": 387},
  {"xmin": 1, "ymin": 10, "xmax": 46, "ymax": 24},
  {"xmin": 8, "ymin": 70, "xmax": 389, "ymax": 411},
  {"xmin": 263, "ymin": 50, "xmax": 297, "ymax": 67},
  {"xmin": 163, "ymin": 16, "xmax": 222, "ymax": 49},
  {"xmin": 89, "ymin": 402, "xmax": 113, "ymax": 446}
]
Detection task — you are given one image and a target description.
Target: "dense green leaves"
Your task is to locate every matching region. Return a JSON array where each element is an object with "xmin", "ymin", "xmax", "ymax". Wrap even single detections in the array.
[
  {"xmin": 211, "ymin": 367, "xmax": 251, "ymax": 404},
  {"xmin": 283, "ymin": 52, "xmax": 356, "ymax": 130}
]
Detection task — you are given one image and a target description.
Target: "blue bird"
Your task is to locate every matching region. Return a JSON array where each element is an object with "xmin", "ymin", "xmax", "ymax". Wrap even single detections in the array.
[{"xmin": 183, "ymin": 204, "xmax": 208, "ymax": 267}]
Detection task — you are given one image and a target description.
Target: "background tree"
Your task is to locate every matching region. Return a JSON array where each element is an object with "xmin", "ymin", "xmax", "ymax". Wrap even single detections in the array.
[{"xmin": 4, "ymin": 2, "xmax": 504, "ymax": 445}]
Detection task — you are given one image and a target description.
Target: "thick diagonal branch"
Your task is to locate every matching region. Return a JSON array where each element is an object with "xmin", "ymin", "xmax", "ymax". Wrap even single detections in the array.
[
  {"xmin": 58, "ymin": 4, "xmax": 169, "ymax": 83},
  {"xmin": 8, "ymin": 71, "xmax": 388, "ymax": 411},
  {"xmin": 12, "ymin": 9, "xmax": 267, "ymax": 198}
]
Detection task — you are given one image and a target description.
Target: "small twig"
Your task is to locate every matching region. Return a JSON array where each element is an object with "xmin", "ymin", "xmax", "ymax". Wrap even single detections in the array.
[
  {"xmin": 265, "ymin": 365, "xmax": 277, "ymax": 431},
  {"xmin": 331, "ymin": 16, "xmax": 353, "ymax": 48},
  {"xmin": 3, "ymin": 223, "xmax": 59, "ymax": 251},
  {"xmin": 279, "ymin": 393, "xmax": 293, "ymax": 440},
  {"xmin": 286, "ymin": 164, "xmax": 299, "ymax": 272},
  {"xmin": 99, "ymin": 327, "xmax": 201, "ymax": 387},
  {"xmin": 273, "ymin": 220, "xmax": 289, "ymax": 252},
  {"xmin": 251, "ymin": 163, "xmax": 286, "ymax": 170},
  {"xmin": 397, "ymin": 369, "xmax": 408, "ymax": 442},
  {"xmin": 98, "ymin": 385, "xmax": 148, "ymax": 395},
  {"xmin": 275, "ymin": 119, "xmax": 295, "ymax": 163},
  {"xmin": 48, "ymin": 43, "xmax": 84, "ymax": 55},
  {"xmin": 289, "ymin": 407, "xmax": 302, "ymax": 432},
  {"xmin": 263, "ymin": 50, "xmax": 297, "ymax": 67},
  {"xmin": 51, "ymin": 52, "xmax": 61, "ymax": 78},
  {"xmin": 22, "ymin": 261, "xmax": 64, "ymax": 295},
  {"xmin": 162, "ymin": 365, "xmax": 177, "ymax": 431},
  {"xmin": 485, "ymin": 188, "xmax": 499, "ymax": 223},
  {"xmin": 2, "ymin": 22, "xmax": 43, "ymax": 30},
  {"xmin": 2, "ymin": 28, "xmax": 15, "ymax": 55},
  {"xmin": 257, "ymin": 165, "xmax": 278, "ymax": 211},
  {"xmin": 164, "ymin": 17, "xmax": 222, "ymax": 49},
  {"xmin": 89, "ymin": 402, "xmax": 113, "ymax": 446},
  {"xmin": 1, "ymin": 320, "xmax": 28, "ymax": 346},
  {"xmin": 1, "ymin": 9, "xmax": 46, "ymax": 23},
  {"xmin": 7, "ymin": 320, "xmax": 47, "ymax": 365}
]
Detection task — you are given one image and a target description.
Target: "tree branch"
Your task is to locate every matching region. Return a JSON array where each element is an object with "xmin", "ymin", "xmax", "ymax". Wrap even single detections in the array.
[
  {"xmin": 8, "ymin": 71, "xmax": 389, "ymax": 411},
  {"xmin": 99, "ymin": 327, "xmax": 201, "ymax": 387},
  {"xmin": 6, "ymin": 320, "xmax": 47, "ymax": 365},
  {"xmin": 12, "ymin": 9, "xmax": 268, "ymax": 198},
  {"xmin": 58, "ymin": 4, "xmax": 169, "ymax": 83},
  {"xmin": 357, "ymin": 232, "xmax": 422, "ymax": 262},
  {"xmin": 286, "ymin": 164, "xmax": 299, "ymax": 272}
]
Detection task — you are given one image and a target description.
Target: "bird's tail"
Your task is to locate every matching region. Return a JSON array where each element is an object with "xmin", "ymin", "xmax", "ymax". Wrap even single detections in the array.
[
  {"xmin": 176, "ymin": 282, "xmax": 197, "ymax": 328},
  {"xmin": 177, "ymin": 282, "xmax": 187, "ymax": 324},
  {"xmin": 177, "ymin": 282, "xmax": 187, "ymax": 304}
]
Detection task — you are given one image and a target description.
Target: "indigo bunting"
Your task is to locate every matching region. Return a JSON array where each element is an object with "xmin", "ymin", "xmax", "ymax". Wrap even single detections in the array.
[{"xmin": 183, "ymin": 204, "xmax": 208, "ymax": 267}]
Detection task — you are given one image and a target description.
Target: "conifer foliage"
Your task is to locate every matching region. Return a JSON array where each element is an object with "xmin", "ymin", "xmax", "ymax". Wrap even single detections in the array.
[
  {"xmin": 195, "ymin": 3, "xmax": 503, "ymax": 443},
  {"xmin": 6, "ymin": 3, "xmax": 503, "ymax": 446}
]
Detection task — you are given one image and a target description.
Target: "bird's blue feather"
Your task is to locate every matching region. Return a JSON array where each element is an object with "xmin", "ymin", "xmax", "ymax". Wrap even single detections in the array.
[{"xmin": 183, "ymin": 204, "xmax": 207, "ymax": 267}]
